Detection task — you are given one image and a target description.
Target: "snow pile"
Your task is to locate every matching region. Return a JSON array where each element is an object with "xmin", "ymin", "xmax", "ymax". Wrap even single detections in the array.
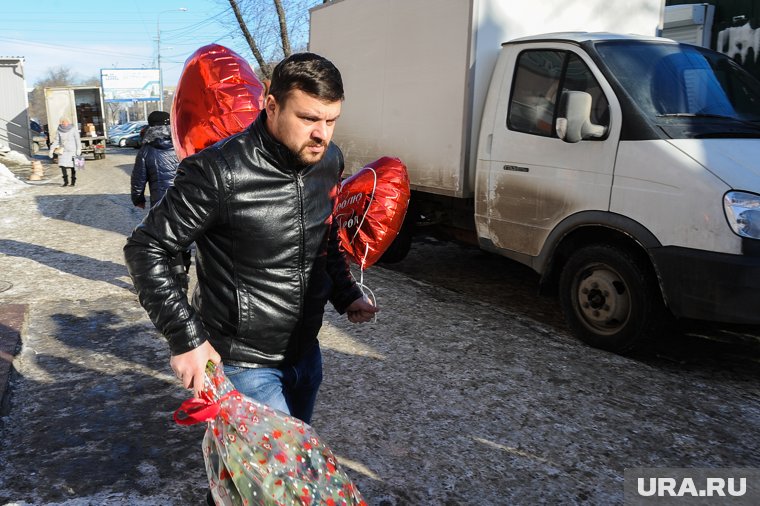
[
  {"xmin": 0, "ymin": 161, "xmax": 27, "ymax": 197},
  {"xmin": 0, "ymin": 149, "xmax": 31, "ymax": 165}
]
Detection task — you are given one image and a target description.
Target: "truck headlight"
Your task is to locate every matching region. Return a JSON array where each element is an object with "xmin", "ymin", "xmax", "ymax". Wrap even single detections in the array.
[{"xmin": 724, "ymin": 191, "xmax": 760, "ymax": 239}]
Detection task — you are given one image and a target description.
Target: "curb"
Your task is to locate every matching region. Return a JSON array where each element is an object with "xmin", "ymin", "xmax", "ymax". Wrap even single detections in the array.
[{"xmin": 0, "ymin": 304, "xmax": 27, "ymax": 416}]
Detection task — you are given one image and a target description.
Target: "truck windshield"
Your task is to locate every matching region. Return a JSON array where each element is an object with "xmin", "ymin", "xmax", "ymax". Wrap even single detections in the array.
[{"xmin": 595, "ymin": 40, "xmax": 760, "ymax": 137}]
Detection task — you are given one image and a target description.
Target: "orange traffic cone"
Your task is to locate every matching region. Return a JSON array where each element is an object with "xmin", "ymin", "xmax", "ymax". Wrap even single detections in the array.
[{"xmin": 28, "ymin": 160, "xmax": 44, "ymax": 181}]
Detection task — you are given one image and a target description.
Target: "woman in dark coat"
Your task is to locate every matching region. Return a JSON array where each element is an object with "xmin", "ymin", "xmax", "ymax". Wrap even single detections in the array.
[{"xmin": 130, "ymin": 110, "xmax": 191, "ymax": 288}]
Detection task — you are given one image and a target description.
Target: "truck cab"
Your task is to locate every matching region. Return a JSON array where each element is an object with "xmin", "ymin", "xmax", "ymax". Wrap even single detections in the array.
[{"xmin": 476, "ymin": 33, "xmax": 760, "ymax": 351}]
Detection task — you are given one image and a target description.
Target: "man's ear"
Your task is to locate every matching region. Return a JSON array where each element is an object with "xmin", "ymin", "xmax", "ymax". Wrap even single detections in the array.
[{"xmin": 265, "ymin": 95, "xmax": 277, "ymax": 116}]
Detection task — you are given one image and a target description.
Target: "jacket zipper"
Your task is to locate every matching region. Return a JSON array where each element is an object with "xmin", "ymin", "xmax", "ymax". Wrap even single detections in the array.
[{"xmin": 295, "ymin": 172, "xmax": 306, "ymax": 320}]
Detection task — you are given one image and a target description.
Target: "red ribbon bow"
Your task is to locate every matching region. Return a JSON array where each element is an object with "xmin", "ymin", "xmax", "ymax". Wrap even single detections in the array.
[{"xmin": 173, "ymin": 390, "xmax": 239, "ymax": 426}]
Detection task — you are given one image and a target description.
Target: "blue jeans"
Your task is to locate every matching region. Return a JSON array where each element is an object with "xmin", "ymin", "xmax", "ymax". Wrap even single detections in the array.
[{"xmin": 223, "ymin": 343, "xmax": 323, "ymax": 424}]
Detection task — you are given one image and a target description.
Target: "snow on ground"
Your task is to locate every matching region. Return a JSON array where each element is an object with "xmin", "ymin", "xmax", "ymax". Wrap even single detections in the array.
[
  {"xmin": 0, "ymin": 149, "xmax": 30, "ymax": 166},
  {"xmin": 0, "ymin": 161, "xmax": 28, "ymax": 197}
]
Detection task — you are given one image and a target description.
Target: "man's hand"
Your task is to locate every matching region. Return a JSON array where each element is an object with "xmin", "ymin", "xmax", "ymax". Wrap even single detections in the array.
[
  {"xmin": 345, "ymin": 296, "xmax": 379, "ymax": 323},
  {"xmin": 170, "ymin": 340, "xmax": 221, "ymax": 398}
]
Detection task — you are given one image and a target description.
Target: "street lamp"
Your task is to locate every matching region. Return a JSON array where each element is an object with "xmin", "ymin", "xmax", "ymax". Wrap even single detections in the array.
[{"xmin": 157, "ymin": 7, "xmax": 188, "ymax": 111}]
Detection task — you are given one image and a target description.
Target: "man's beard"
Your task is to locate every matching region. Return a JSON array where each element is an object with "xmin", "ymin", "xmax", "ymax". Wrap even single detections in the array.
[{"xmin": 294, "ymin": 140, "xmax": 327, "ymax": 167}]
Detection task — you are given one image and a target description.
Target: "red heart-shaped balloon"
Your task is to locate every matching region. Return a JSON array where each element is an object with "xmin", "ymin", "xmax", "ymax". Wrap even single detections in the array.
[
  {"xmin": 335, "ymin": 157, "xmax": 411, "ymax": 269},
  {"xmin": 171, "ymin": 44, "xmax": 264, "ymax": 161}
]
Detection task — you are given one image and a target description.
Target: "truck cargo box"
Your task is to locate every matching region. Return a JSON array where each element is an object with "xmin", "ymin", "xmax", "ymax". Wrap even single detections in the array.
[
  {"xmin": 309, "ymin": 0, "xmax": 663, "ymax": 197},
  {"xmin": 44, "ymin": 86, "xmax": 108, "ymax": 159}
]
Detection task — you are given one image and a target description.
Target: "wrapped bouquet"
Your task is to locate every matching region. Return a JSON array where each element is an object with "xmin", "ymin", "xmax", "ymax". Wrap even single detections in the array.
[{"xmin": 174, "ymin": 362, "xmax": 366, "ymax": 506}]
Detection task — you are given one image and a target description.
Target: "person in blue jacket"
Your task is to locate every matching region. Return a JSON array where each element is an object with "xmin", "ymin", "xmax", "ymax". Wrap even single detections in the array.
[{"xmin": 130, "ymin": 110, "xmax": 191, "ymax": 289}]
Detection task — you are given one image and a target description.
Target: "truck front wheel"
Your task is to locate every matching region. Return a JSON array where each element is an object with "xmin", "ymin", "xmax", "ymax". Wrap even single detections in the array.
[{"xmin": 559, "ymin": 244, "xmax": 665, "ymax": 354}]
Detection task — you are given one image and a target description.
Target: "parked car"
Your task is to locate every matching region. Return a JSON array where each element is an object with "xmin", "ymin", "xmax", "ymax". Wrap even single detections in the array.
[
  {"xmin": 124, "ymin": 124, "xmax": 150, "ymax": 149},
  {"xmin": 29, "ymin": 121, "xmax": 48, "ymax": 154},
  {"xmin": 108, "ymin": 122, "xmax": 147, "ymax": 147},
  {"xmin": 124, "ymin": 132, "xmax": 142, "ymax": 148},
  {"xmin": 30, "ymin": 120, "xmax": 44, "ymax": 135},
  {"xmin": 108, "ymin": 122, "xmax": 137, "ymax": 137}
]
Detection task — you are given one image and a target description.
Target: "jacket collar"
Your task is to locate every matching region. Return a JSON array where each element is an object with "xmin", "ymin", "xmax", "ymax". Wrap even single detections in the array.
[
  {"xmin": 143, "ymin": 125, "xmax": 171, "ymax": 145},
  {"xmin": 248, "ymin": 109, "xmax": 313, "ymax": 172}
]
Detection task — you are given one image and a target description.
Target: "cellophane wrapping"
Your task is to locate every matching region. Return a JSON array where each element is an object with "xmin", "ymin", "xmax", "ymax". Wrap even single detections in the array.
[{"xmin": 174, "ymin": 362, "xmax": 366, "ymax": 506}]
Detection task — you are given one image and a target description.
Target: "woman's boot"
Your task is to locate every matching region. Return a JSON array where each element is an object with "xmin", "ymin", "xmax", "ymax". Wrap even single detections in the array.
[
  {"xmin": 60, "ymin": 167, "xmax": 68, "ymax": 187},
  {"xmin": 70, "ymin": 168, "xmax": 77, "ymax": 187}
]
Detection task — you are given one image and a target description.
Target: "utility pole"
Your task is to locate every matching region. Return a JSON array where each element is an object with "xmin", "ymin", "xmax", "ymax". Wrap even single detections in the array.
[{"xmin": 157, "ymin": 8, "xmax": 188, "ymax": 111}]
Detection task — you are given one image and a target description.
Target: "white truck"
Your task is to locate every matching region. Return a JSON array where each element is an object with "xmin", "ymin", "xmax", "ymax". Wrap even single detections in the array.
[
  {"xmin": 44, "ymin": 86, "xmax": 108, "ymax": 159},
  {"xmin": 309, "ymin": 0, "xmax": 760, "ymax": 353}
]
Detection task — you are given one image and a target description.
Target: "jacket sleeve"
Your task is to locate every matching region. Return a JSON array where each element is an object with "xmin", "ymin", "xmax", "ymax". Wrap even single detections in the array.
[
  {"xmin": 48, "ymin": 132, "xmax": 59, "ymax": 158},
  {"xmin": 326, "ymin": 149, "xmax": 364, "ymax": 313},
  {"xmin": 74, "ymin": 130, "xmax": 81, "ymax": 157},
  {"xmin": 131, "ymin": 148, "xmax": 148, "ymax": 206},
  {"xmin": 124, "ymin": 150, "xmax": 223, "ymax": 355},
  {"xmin": 326, "ymin": 217, "xmax": 364, "ymax": 313}
]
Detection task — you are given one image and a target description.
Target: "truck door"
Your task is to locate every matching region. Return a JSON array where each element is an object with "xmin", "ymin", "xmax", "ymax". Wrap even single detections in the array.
[
  {"xmin": 44, "ymin": 88, "xmax": 78, "ymax": 131},
  {"xmin": 483, "ymin": 45, "xmax": 621, "ymax": 258}
]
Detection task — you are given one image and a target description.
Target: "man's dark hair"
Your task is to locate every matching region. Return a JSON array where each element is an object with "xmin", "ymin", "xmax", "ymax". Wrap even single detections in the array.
[{"xmin": 268, "ymin": 52, "xmax": 344, "ymax": 105}]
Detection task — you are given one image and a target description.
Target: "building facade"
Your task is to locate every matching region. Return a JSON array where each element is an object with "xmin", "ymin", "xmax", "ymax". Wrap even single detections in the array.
[{"xmin": 0, "ymin": 57, "xmax": 32, "ymax": 156}]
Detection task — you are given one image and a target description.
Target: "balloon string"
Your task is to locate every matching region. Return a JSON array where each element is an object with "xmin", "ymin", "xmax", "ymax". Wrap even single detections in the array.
[
  {"xmin": 349, "ymin": 167, "xmax": 377, "ymax": 247},
  {"xmin": 357, "ymin": 243, "xmax": 378, "ymax": 323},
  {"xmin": 349, "ymin": 168, "xmax": 378, "ymax": 322}
]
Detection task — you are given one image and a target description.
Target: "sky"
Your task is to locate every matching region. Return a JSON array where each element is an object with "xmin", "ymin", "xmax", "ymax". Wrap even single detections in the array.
[{"xmin": 0, "ymin": 0, "xmax": 274, "ymax": 90}]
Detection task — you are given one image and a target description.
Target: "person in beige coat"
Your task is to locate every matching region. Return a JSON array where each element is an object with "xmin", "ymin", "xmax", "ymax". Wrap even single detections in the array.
[{"xmin": 48, "ymin": 118, "xmax": 81, "ymax": 187}]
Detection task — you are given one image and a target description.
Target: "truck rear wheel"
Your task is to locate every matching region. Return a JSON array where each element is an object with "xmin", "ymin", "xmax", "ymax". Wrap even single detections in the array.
[
  {"xmin": 378, "ymin": 207, "xmax": 415, "ymax": 264},
  {"xmin": 559, "ymin": 244, "xmax": 665, "ymax": 354}
]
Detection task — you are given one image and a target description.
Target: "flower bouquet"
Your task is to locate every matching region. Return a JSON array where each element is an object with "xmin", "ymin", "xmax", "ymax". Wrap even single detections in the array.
[{"xmin": 174, "ymin": 362, "xmax": 366, "ymax": 506}]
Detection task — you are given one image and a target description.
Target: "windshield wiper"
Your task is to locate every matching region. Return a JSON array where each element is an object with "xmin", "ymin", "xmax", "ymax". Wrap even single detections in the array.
[
  {"xmin": 657, "ymin": 113, "xmax": 760, "ymax": 129},
  {"xmin": 658, "ymin": 113, "xmax": 737, "ymax": 119}
]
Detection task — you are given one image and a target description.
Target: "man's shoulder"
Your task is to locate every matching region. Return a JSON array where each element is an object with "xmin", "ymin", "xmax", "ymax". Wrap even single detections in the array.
[
  {"xmin": 325, "ymin": 142, "xmax": 344, "ymax": 170},
  {"xmin": 191, "ymin": 127, "xmax": 251, "ymax": 165}
]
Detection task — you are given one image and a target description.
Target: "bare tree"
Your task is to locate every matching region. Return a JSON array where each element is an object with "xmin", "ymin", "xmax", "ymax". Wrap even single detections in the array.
[
  {"xmin": 27, "ymin": 67, "xmax": 82, "ymax": 126},
  {"xmin": 222, "ymin": 0, "xmax": 323, "ymax": 79},
  {"xmin": 81, "ymin": 75, "xmax": 101, "ymax": 87},
  {"xmin": 228, "ymin": 0, "xmax": 273, "ymax": 78},
  {"xmin": 274, "ymin": 0, "xmax": 292, "ymax": 58},
  {"xmin": 105, "ymin": 102, "xmax": 124, "ymax": 127}
]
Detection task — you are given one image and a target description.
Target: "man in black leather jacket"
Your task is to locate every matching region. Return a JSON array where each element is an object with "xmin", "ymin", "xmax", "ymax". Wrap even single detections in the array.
[
  {"xmin": 124, "ymin": 53, "xmax": 377, "ymax": 425},
  {"xmin": 130, "ymin": 110, "xmax": 191, "ymax": 290}
]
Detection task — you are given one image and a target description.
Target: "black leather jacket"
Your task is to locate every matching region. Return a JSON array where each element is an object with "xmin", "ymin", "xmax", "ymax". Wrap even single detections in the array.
[
  {"xmin": 131, "ymin": 125, "xmax": 179, "ymax": 208},
  {"xmin": 124, "ymin": 112, "xmax": 363, "ymax": 366}
]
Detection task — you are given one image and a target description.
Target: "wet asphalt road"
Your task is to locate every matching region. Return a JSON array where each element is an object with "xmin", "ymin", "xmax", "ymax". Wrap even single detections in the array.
[
  {"xmin": 383, "ymin": 233, "xmax": 760, "ymax": 371},
  {"xmin": 0, "ymin": 149, "xmax": 758, "ymax": 505}
]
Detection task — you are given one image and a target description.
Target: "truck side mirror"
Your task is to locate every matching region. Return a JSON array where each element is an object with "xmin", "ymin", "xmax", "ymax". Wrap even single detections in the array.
[{"xmin": 556, "ymin": 91, "xmax": 606, "ymax": 143}]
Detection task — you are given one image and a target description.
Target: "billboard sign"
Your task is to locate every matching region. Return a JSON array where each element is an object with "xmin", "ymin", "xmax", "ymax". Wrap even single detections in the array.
[{"xmin": 101, "ymin": 68, "xmax": 160, "ymax": 102}]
